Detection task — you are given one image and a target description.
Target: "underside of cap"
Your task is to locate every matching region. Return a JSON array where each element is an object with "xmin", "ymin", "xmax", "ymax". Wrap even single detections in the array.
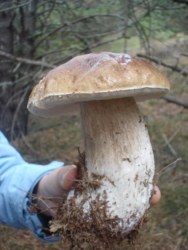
[{"xmin": 28, "ymin": 52, "xmax": 170, "ymax": 117}]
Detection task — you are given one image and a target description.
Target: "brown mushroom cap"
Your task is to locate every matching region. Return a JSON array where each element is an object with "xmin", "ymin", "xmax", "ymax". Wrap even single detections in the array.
[{"xmin": 28, "ymin": 52, "xmax": 170, "ymax": 117}]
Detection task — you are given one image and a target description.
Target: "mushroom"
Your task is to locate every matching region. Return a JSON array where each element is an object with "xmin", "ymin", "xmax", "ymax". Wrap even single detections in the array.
[{"xmin": 28, "ymin": 52, "xmax": 170, "ymax": 234}]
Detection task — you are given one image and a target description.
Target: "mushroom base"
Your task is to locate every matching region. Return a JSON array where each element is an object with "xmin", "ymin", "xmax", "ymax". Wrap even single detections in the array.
[{"xmin": 50, "ymin": 152, "xmax": 148, "ymax": 249}]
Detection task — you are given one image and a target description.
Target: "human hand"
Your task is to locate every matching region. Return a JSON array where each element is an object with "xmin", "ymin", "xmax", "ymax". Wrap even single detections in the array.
[{"xmin": 35, "ymin": 165, "xmax": 77, "ymax": 217}]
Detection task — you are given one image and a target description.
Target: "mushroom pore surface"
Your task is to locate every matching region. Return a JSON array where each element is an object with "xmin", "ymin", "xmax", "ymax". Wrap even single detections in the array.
[{"xmin": 74, "ymin": 97, "xmax": 155, "ymax": 232}]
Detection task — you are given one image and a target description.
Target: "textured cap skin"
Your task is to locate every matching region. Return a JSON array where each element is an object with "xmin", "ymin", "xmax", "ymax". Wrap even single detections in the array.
[{"xmin": 28, "ymin": 52, "xmax": 170, "ymax": 116}]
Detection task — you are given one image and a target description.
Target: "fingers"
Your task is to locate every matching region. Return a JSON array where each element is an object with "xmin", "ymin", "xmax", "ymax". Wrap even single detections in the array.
[{"xmin": 150, "ymin": 185, "xmax": 161, "ymax": 205}]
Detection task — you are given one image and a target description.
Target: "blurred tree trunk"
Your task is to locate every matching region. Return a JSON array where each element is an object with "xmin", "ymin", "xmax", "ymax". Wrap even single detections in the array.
[
  {"xmin": 0, "ymin": 0, "xmax": 38, "ymax": 140},
  {"xmin": 0, "ymin": 1, "xmax": 15, "ymax": 139}
]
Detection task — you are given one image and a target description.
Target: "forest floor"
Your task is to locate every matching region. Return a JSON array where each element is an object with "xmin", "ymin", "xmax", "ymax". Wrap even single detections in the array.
[{"xmin": 0, "ymin": 35, "xmax": 187, "ymax": 250}]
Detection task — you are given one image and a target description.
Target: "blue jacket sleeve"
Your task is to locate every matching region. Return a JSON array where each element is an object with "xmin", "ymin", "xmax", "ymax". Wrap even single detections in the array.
[{"xmin": 0, "ymin": 131, "xmax": 63, "ymax": 242}]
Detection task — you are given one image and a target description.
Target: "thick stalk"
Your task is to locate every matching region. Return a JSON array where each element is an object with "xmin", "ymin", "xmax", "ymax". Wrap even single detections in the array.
[{"xmin": 80, "ymin": 97, "xmax": 155, "ymax": 231}]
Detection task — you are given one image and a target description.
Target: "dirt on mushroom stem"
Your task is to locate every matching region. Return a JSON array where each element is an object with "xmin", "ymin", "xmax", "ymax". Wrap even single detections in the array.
[{"xmin": 49, "ymin": 151, "xmax": 148, "ymax": 250}]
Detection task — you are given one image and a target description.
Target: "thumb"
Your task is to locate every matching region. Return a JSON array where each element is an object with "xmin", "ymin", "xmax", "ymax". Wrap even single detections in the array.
[
  {"xmin": 37, "ymin": 165, "xmax": 77, "ymax": 197},
  {"xmin": 35, "ymin": 165, "xmax": 77, "ymax": 217}
]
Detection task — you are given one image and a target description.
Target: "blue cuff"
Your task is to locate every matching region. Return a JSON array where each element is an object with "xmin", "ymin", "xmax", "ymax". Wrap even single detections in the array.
[
  {"xmin": 23, "ymin": 162, "xmax": 64, "ymax": 242},
  {"xmin": 25, "ymin": 195, "xmax": 61, "ymax": 242},
  {"xmin": 0, "ymin": 131, "xmax": 63, "ymax": 242},
  {"xmin": 0, "ymin": 161, "xmax": 64, "ymax": 242}
]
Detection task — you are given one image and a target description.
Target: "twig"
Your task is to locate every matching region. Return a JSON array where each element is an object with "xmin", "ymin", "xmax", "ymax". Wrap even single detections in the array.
[
  {"xmin": 33, "ymin": 14, "xmax": 125, "ymax": 50},
  {"xmin": 157, "ymin": 158, "xmax": 182, "ymax": 178},
  {"xmin": 0, "ymin": 50, "xmax": 54, "ymax": 69},
  {"xmin": 164, "ymin": 95, "xmax": 188, "ymax": 109},
  {"xmin": 173, "ymin": 0, "xmax": 188, "ymax": 5},
  {"xmin": 0, "ymin": 1, "xmax": 29, "ymax": 13},
  {"xmin": 163, "ymin": 128, "xmax": 180, "ymax": 145},
  {"xmin": 162, "ymin": 133, "xmax": 177, "ymax": 157},
  {"xmin": 137, "ymin": 53, "xmax": 188, "ymax": 76},
  {"xmin": 10, "ymin": 86, "xmax": 30, "ymax": 140},
  {"xmin": 136, "ymin": 54, "xmax": 188, "ymax": 109},
  {"xmin": 181, "ymin": 52, "xmax": 188, "ymax": 57}
]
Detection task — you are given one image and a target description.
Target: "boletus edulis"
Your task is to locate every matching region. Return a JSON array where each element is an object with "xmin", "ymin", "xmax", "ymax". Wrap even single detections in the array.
[{"xmin": 28, "ymin": 52, "xmax": 170, "ymax": 246}]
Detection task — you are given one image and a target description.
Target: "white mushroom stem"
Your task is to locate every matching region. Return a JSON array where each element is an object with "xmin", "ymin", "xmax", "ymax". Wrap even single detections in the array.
[{"xmin": 80, "ymin": 97, "xmax": 155, "ymax": 232}]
